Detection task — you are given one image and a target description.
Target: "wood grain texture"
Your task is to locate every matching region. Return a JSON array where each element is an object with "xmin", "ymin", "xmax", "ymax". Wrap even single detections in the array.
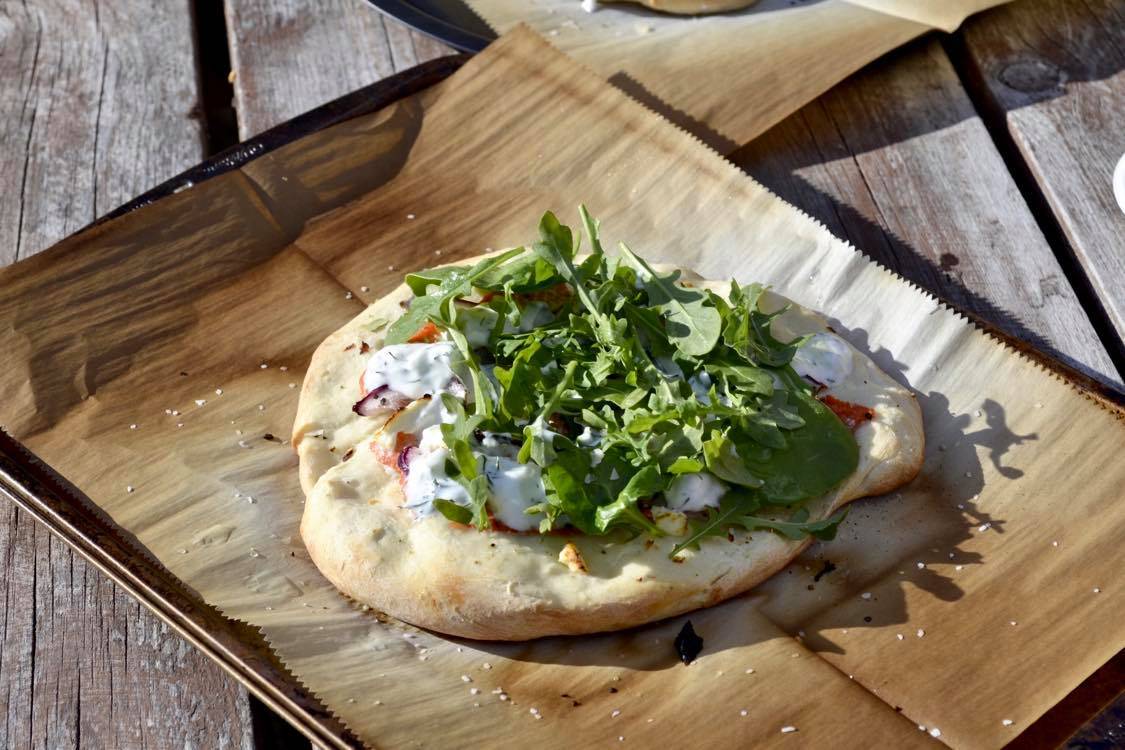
[
  {"xmin": 224, "ymin": 0, "xmax": 453, "ymax": 138},
  {"xmin": 0, "ymin": 1, "xmax": 254, "ymax": 747},
  {"xmin": 960, "ymin": 0, "xmax": 1125, "ymax": 344},
  {"xmin": 733, "ymin": 37, "xmax": 1119, "ymax": 386}
]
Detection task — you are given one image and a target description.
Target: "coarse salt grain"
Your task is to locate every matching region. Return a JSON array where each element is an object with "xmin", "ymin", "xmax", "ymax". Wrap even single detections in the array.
[
  {"xmin": 1093, "ymin": 587, "xmax": 1101, "ymax": 593},
  {"xmin": 896, "ymin": 634, "xmax": 904, "ymax": 641},
  {"xmin": 1052, "ymin": 540, "xmax": 1059, "ymax": 547},
  {"xmin": 955, "ymin": 565, "xmax": 963, "ymax": 571},
  {"xmin": 780, "ymin": 726, "xmax": 797, "ymax": 734},
  {"xmin": 499, "ymin": 693, "xmax": 509, "ymax": 702},
  {"xmin": 929, "ymin": 728, "xmax": 941, "ymax": 738},
  {"xmin": 360, "ymin": 286, "xmax": 370, "ymax": 293},
  {"xmin": 461, "ymin": 675, "xmax": 472, "ymax": 683},
  {"xmin": 745, "ymin": 668, "xmax": 755, "ymax": 674},
  {"xmin": 238, "ymin": 440, "xmax": 250, "ymax": 448},
  {"xmin": 861, "ymin": 592, "xmax": 872, "ymax": 600},
  {"xmin": 916, "ymin": 562, "xmax": 925, "ymax": 569},
  {"xmin": 611, "ymin": 709, "xmax": 621, "ymax": 718},
  {"xmin": 470, "ymin": 688, "xmax": 480, "ymax": 695},
  {"xmin": 195, "ymin": 399, "xmax": 206, "ymax": 406},
  {"xmin": 288, "ymin": 383, "xmax": 296, "ymax": 388},
  {"xmin": 406, "ymin": 214, "xmax": 415, "ymax": 220},
  {"xmin": 345, "ymin": 292, "xmax": 354, "ymax": 300},
  {"xmin": 482, "ymin": 662, "xmax": 492, "ymax": 670},
  {"xmin": 388, "ymin": 265, "xmax": 396, "ymax": 271},
  {"xmin": 916, "ymin": 629, "xmax": 925, "ymax": 638},
  {"xmin": 740, "ymin": 709, "xmax": 748, "ymax": 717},
  {"xmin": 126, "ymin": 486, "xmax": 134, "ymax": 493},
  {"xmin": 129, "ymin": 423, "xmax": 138, "ymax": 430},
  {"xmin": 1002, "ymin": 719, "xmax": 1013, "ymax": 726},
  {"xmin": 1010, "ymin": 621, "xmax": 1017, "ymax": 626}
]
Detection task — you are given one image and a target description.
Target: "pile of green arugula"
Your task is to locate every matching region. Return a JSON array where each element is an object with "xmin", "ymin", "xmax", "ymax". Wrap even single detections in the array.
[{"xmin": 384, "ymin": 208, "xmax": 856, "ymax": 556}]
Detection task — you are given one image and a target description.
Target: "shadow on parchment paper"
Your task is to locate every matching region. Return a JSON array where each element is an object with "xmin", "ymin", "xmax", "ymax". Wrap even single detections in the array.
[
  {"xmin": 774, "ymin": 323, "xmax": 1037, "ymax": 656},
  {"xmin": 455, "ymin": 334, "xmax": 1036, "ymax": 668}
]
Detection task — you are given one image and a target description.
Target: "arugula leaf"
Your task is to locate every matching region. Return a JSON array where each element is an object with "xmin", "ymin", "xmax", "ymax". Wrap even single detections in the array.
[
  {"xmin": 383, "ymin": 208, "xmax": 862, "ymax": 553},
  {"xmin": 438, "ymin": 394, "xmax": 490, "ymax": 529},
  {"xmin": 543, "ymin": 462, "xmax": 597, "ymax": 534},
  {"xmin": 405, "ymin": 266, "xmax": 467, "ymax": 296},
  {"xmin": 702, "ymin": 432, "xmax": 765, "ymax": 488},
  {"xmin": 670, "ymin": 492, "xmax": 846, "ymax": 557},
  {"xmin": 618, "ymin": 243, "xmax": 720, "ymax": 357},
  {"xmin": 518, "ymin": 360, "xmax": 578, "ymax": 465},
  {"xmin": 595, "ymin": 466, "xmax": 665, "ymax": 535},
  {"xmin": 385, "ymin": 247, "xmax": 524, "ymax": 344},
  {"xmin": 434, "ymin": 499, "xmax": 473, "ymax": 525},
  {"xmin": 737, "ymin": 507, "xmax": 848, "ymax": 541},
  {"xmin": 731, "ymin": 371, "xmax": 856, "ymax": 504},
  {"xmin": 473, "ymin": 252, "xmax": 563, "ymax": 293},
  {"xmin": 670, "ymin": 489, "xmax": 761, "ymax": 557}
]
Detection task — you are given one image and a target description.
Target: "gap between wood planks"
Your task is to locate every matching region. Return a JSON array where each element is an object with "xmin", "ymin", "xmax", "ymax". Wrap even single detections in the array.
[
  {"xmin": 190, "ymin": 0, "xmax": 239, "ymax": 155},
  {"xmin": 943, "ymin": 32, "xmax": 1125, "ymax": 380}
]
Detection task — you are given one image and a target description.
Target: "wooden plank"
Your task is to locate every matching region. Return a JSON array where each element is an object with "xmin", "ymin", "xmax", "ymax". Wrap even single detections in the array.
[
  {"xmin": 733, "ymin": 37, "xmax": 1119, "ymax": 386},
  {"xmin": 224, "ymin": 0, "xmax": 454, "ymax": 139},
  {"xmin": 959, "ymin": 0, "xmax": 1125, "ymax": 346},
  {"xmin": 0, "ymin": 2, "xmax": 255, "ymax": 747}
]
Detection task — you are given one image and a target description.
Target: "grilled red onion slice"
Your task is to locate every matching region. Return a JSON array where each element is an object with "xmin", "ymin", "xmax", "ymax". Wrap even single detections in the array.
[
  {"xmin": 353, "ymin": 385, "xmax": 413, "ymax": 416},
  {"xmin": 397, "ymin": 444, "xmax": 419, "ymax": 475}
]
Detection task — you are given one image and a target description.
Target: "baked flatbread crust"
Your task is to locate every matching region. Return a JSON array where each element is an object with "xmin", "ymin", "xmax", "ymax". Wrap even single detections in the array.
[{"xmin": 294, "ymin": 262, "xmax": 923, "ymax": 640}]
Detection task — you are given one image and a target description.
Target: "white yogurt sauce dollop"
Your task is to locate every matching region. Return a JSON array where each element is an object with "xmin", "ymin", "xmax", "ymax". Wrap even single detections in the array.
[
  {"xmin": 362, "ymin": 343, "xmax": 462, "ymax": 399},
  {"xmin": 791, "ymin": 333, "xmax": 853, "ymax": 387},
  {"xmin": 482, "ymin": 456, "xmax": 547, "ymax": 531},
  {"xmin": 402, "ymin": 425, "xmax": 471, "ymax": 515},
  {"xmin": 664, "ymin": 472, "xmax": 727, "ymax": 513}
]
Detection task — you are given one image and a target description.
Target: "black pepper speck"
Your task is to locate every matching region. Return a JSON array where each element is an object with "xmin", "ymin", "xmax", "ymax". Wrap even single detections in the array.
[{"xmin": 674, "ymin": 620, "xmax": 703, "ymax": 665}]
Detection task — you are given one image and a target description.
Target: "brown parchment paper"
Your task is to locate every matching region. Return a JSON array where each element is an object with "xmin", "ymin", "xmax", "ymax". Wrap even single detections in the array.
[
  {"xmin": 1, "ymin": 27, "xmax": 1121, "ymax": 750},
  {"xmin": 464, "ymin": 0, "xmax": 1011, "ymax": 145}
]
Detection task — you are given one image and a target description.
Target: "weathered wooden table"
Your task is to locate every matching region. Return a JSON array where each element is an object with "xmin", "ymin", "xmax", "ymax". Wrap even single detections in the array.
[{"xmin": 1, "ymin": 0, "xmax": 1121, "ymax": 746}]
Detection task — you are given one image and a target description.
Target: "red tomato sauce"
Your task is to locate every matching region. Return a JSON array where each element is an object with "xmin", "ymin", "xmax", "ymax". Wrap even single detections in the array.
[{"xmin": 820, "ymin": 395, "xmax": 875, "ymax": 430}]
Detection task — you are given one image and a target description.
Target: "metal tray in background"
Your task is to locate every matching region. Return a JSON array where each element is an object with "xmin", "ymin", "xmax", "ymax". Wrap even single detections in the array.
[{"xmin": 365, "ymin": 0, "xmax": 495, "ymax": 52}]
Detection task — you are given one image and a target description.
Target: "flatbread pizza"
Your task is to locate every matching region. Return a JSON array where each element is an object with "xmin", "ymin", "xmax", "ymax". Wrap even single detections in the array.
[{"xmin": 294, "ymin": 209, "xmax": 923, "ymax": 640}]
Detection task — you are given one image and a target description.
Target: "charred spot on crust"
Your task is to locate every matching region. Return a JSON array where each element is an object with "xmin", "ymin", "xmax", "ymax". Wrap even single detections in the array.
[
  {"xmin": 674, "ymin": 620, "xmax": 703, "ymax": 665},
  {"xmin": 813, "ymin": 560, "xmax": 837, "ymax": 582}
]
